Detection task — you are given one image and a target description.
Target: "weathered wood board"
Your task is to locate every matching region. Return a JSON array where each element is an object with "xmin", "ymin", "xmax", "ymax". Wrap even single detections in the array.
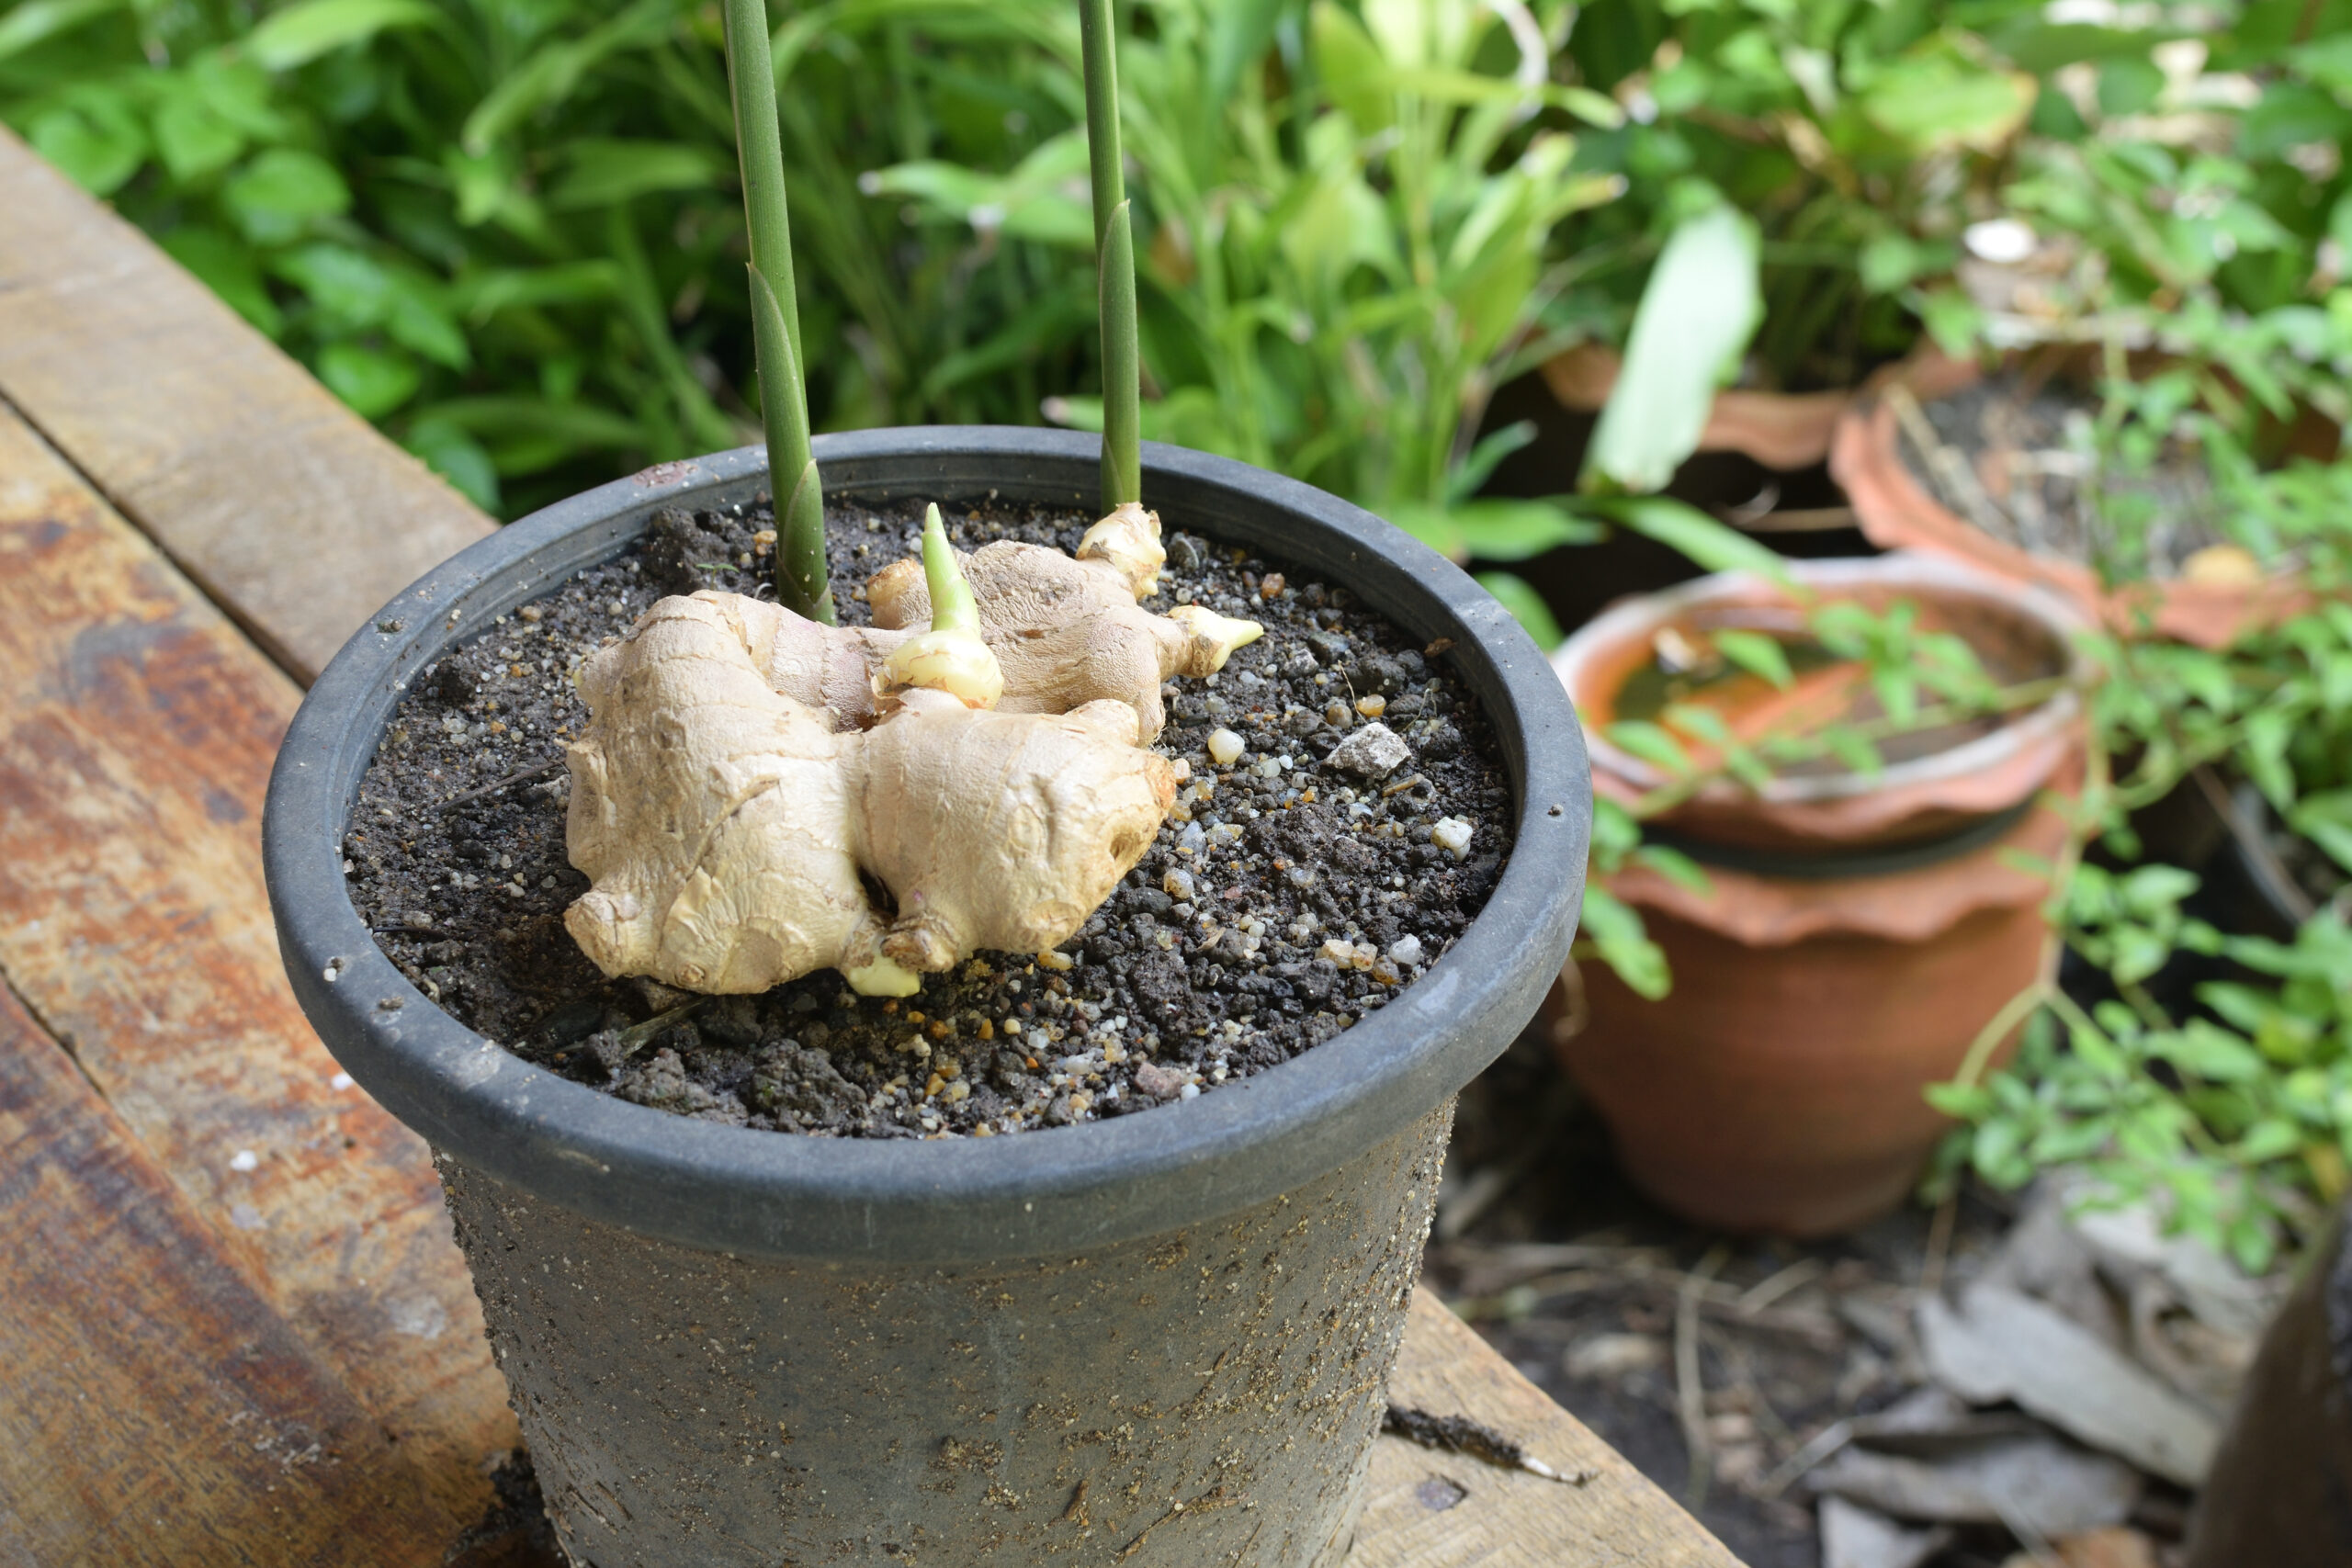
[
  {"xmin": 0, "ymin": 401, "xmax": 514, "ymax": 1543},
  {"xmin": 0, "ymin": 982, "xmax": 447, "ymax": 1568},
  {"xmin": 1356, "ymin": 1291, "xmax": 1744, "ymax": 1567},
  {"xmin": 0, "ymin": 128, "xmax": 493, "ymax": 684}
]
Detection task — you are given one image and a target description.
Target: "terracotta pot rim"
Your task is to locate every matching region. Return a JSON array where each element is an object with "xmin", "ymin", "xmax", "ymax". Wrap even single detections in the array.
[
  {"xmin": 1832, "ymin": 350, "xmax": 2313, "ymax": 649},
  {"xmin": 1552, "ymin": 552, "xmax": 2091, "ymax": 809}
]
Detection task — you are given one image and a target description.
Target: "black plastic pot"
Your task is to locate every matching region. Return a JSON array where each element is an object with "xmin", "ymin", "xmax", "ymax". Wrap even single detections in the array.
[
  {"xmin": 2186, "ymin": 1205, "xmax": 2352, "ymax": 1568},
  {"xmin": 264, "ymin": 428, "xmax": 1590, "ymax": 1567}
]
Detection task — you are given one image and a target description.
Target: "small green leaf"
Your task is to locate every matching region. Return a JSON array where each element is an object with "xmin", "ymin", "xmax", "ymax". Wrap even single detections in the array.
[
  {"xmin": 1578, "ymin": 887, "xmax": 1671, "ymax": 1000},
  {"xmin": 548, "ymin": 140, "xmax": 726, "ymax": 210},
  {"xmin": 1446, "ymin": 500, "xmax": 1603, "ymax": 562},
  {"xmin": 160, "ymin": 229, "xmax": 281, "ymax": 335},
  {"xmin": 223, "ymin": 148, "xmax": 352, "ymax": 243},
  {"xmin": 1597, "ymin": 496, "xmax": 1792, "ymax": 583},
  {"xmin": 245, "ymin": 0, "xmax": 441, "ymax": 70},
  {"xmin": 316, "ymin": 342, "xmax": 421, "ymax": 418},
  {"xmin": 1473, "ymin": 570, "xmax": 1564, "ymax": 648},
  {"xmin": 1606, "ymin": 719, "xmax": 1695, "ymax": 775},
  {"xmin": 1633, "ymin": 842, "xmax": 1711, "ymax": 895},
  {"xmin": 405, "ymin": 417, "xmax": 500, "ymax": 513},
  {"xmin": 0, "ymin": 0, "xmax": 124, "ymax": 62},
  {"xmin": 1582, "ymin": 203, "xmax": 1761, "ymax": 494},
  {"xmin": 1713, "ymin": 628, "xmax": 1792, "ymax": 689},
  {"xmin": 26, "ymin": 96, "xmax": 147, "ymax": 196}
]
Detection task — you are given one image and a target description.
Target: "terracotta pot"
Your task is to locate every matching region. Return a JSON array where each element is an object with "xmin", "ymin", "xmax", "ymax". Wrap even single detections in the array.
[
  {"xmin": 1545, "ymin": 554, "xmax": 2087, "ymax": 1235},
  {"xmin": 1544, "ymin": 344, "xmax": 1853, "ymax": 472},
  {"xmin": 1831, "ymin": 349, "xmax": 2315, "ymax": 649}
]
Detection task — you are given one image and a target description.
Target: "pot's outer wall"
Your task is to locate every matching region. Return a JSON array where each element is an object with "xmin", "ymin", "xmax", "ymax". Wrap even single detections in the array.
[
  {"xmin": 445, "ymin": 1106, "xmax": 1451, "ymax": 1568},
  {"xmin": 264, "ymin": 429, "xmax": 1589, "ymax": 1265}
]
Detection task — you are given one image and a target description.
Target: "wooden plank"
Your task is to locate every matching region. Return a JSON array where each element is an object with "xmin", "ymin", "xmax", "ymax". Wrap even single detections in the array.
[
  {"xmin": 0, "ymin": 402, "xmax": 514, "ymax": 1539},
  {"xmin": 0, "ymin": 128, "xmax": 493, "ymax": 684},
  {"xmin": 0, "ymin": 981, "xmax": 450, "ymax": 1566},
  {"xmin": 1356, "ymin": 1290, "xmax": 1745, "ymax": 1567}
]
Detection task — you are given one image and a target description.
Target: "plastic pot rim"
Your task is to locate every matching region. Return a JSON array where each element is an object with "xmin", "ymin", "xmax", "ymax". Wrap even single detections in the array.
[{"xmin": 264, "ymin": 426, "xmax": 1589, "ymax": 1266}]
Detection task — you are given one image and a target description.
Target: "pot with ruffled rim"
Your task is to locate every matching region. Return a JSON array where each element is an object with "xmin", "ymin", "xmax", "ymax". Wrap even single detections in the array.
[
  {"xmin": 1544, "ymin": 553, "xmax": 2085, "ymax": 1235},
  {"xmin": 264, "ymin": 428, "xmax": 1589, "ymax": 1568}
]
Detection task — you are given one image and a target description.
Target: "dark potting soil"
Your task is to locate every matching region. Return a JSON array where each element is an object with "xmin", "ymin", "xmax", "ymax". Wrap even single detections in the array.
[
  {"xmin": 347, "ymin": 494, "xmax": 1511, "ymax": 1139},
  {"xmin": 1896, "ymin": 370, "xmax": 2225, "ymax": 581}
]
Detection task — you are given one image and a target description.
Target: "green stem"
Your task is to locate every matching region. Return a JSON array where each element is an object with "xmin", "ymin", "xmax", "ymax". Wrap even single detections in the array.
[
  {"xmin": 722, "ymin": 0, "xmax": 831, "ymax": 621},
  {"xmin": 1079, "ymin": 0, "xmax": 1140, "ymax": 510},
  {"xmin": 921, "ymin": 503, "xmax": 978, "ymax": 635}
]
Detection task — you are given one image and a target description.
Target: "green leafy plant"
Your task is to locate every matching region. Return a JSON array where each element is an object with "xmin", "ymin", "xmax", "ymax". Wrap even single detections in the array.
[
  {"xmin": 872, "ymin": 0, "xmax": 1625, "ymax": 618},
  {"xmin": 1922, "ymin": 353, "xmax": 2352, "ymax": 1269},
  {"xmin": 0, "ymin": 0, "xmax": 1096, "ymax": 516}
]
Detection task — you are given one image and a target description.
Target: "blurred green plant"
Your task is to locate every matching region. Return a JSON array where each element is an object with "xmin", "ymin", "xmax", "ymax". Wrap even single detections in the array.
[
  {"xmin": 1922, "ymin": 412, "xmax": 2352, "ymax": 1272},
  {"xmin": 0, "ymin": 0, "xmax": 1095, "ymax": 517},
  {"xmin": 880, "ymin": 0, "xmax": 1628, "ymax": 598}
]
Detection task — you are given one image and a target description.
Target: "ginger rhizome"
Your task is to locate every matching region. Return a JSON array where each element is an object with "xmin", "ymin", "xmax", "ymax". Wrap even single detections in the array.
[
  {"xmin": 752, "ymin": 501, "xmax": 1260, "ymax": 741},
  {"xmin": 562, "ymin": 504, "xmax": 1258, "ymax": 996}
]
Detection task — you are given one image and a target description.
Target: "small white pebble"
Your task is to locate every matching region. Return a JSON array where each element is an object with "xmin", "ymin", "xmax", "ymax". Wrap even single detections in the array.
[
  {"xmin": 607, "ymin": 600, "xmax": 627, "ymax": 615},
  {"xmin": 1432, "ymin": 817, "xmax": 1474, "ymax": 859},
  {"xmin": 1178, "ymin": 1082, "xmax": 1201, "ymax": 1100},
  {"xmin": 1171, "ymin": 758, "xmax": 1191, "ymax": 783},
  {"xmin": 331, "ymin": 1072, "xmax": 355, "ymax": 1090},
  {"xmin": 1003, "ymin": 1019, "xmax": 1022, "ymax": 1036},
  {"xmin": 1163, "ymin": 869, "xmax": 1196, "ymax": 901},
  {"xmin": 1206, "ymin": 728, "xmax": 1244, "ymax": 766},
  {"xmin": 229, "ymin": 1149, "xmax": 258, "ymax": 1173},
  {"xmin": 1389, "ymin": 935, "xmax": 1425, "ymax": 965},
  {"xmin": 1329, "ymin": 722, "xmax": 1411, "ymax": 779},
  {"xmin": 1318, "ymin": 938, "xmax": 1357, "ymax": 964}
]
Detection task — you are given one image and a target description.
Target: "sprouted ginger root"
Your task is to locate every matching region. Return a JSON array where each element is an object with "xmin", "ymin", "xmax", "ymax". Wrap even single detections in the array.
[{"xmin": 562, "ymin": 502, "xmax": 1244, "ymax": 996}]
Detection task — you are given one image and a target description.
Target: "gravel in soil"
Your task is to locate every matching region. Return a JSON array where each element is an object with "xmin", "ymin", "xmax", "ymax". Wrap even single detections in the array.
[
  {"xmin": 1897, "ymin": 371, "xmax": 2225, "ymax": 581},
  {"xmin": 347, "ymin": 495, "xmax": 1510, "ymax": 1138}
]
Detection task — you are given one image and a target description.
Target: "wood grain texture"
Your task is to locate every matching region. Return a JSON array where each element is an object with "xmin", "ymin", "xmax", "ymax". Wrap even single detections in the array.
[
  {"xmin": 0, "ymin": 981, "xmax": 447, "ymax": 1567},
  {"xmin": 0, "ymin": 403, "xmax": 514, "ymax": 1539},
  {"xmin": 0, "ymin": 128, "xmax": 493, "ymax": 684},
  {"xmin": 1354, "ymin": 1290, "xmax": 1746, "ymax": 1567}
]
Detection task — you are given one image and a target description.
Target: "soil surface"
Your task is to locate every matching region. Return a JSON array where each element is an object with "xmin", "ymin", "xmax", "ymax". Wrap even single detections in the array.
[
  {"xmin": 347, "ymin": 494, "xmax": 1510, "ymax": 1138},
  {"xmin": 1898, "ymin": 370, "xmax": 2224, "ymax": 581}
]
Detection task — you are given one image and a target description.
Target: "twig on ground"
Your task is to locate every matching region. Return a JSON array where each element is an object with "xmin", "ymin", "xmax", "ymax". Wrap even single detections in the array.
[
  {"xmin": 440, "ymin": 754, "xmax": 564, "ymax": 809},
  {"xmin": 1921, "ymin": 1196, "xmax": 1959, "ymax": 1298},
  {"xmin": 1752, "ymin": 1418, "xmax": 1851, "ymax": 1501},
  {"xmin": 1381, "ymin": 1405, "xmax": 1595, "ymax": 1485},
  {"xmin": 1678, "ymin": 1242, "xmax": 1731, "ymax": 1505},
  {"xmin": 1736, "ymin": 1258, "xmax": 1824, "ymax": 1315}
]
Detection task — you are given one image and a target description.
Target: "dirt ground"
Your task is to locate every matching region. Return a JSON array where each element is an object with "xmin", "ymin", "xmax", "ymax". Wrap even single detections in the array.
[{"xmin": 1427, "ymin": 1022, "xmax": 2205, "ymax": 1568}]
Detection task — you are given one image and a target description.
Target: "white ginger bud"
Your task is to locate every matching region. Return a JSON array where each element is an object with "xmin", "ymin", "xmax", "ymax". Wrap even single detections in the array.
[
  {"xmin": 864, "ymin": 530, "xmax": 1257, "ymax": 743},
  {"xmin": 1168, "ymin": 604, "xmax": 1263, "ymax": 673},
  {"xmin": 1076, "ymin": 501, "xmax": 1166, "ymax": 598},
  {"xmin": 881, "ymin": 504, "xmax": 1004, "ymax": 709}
]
